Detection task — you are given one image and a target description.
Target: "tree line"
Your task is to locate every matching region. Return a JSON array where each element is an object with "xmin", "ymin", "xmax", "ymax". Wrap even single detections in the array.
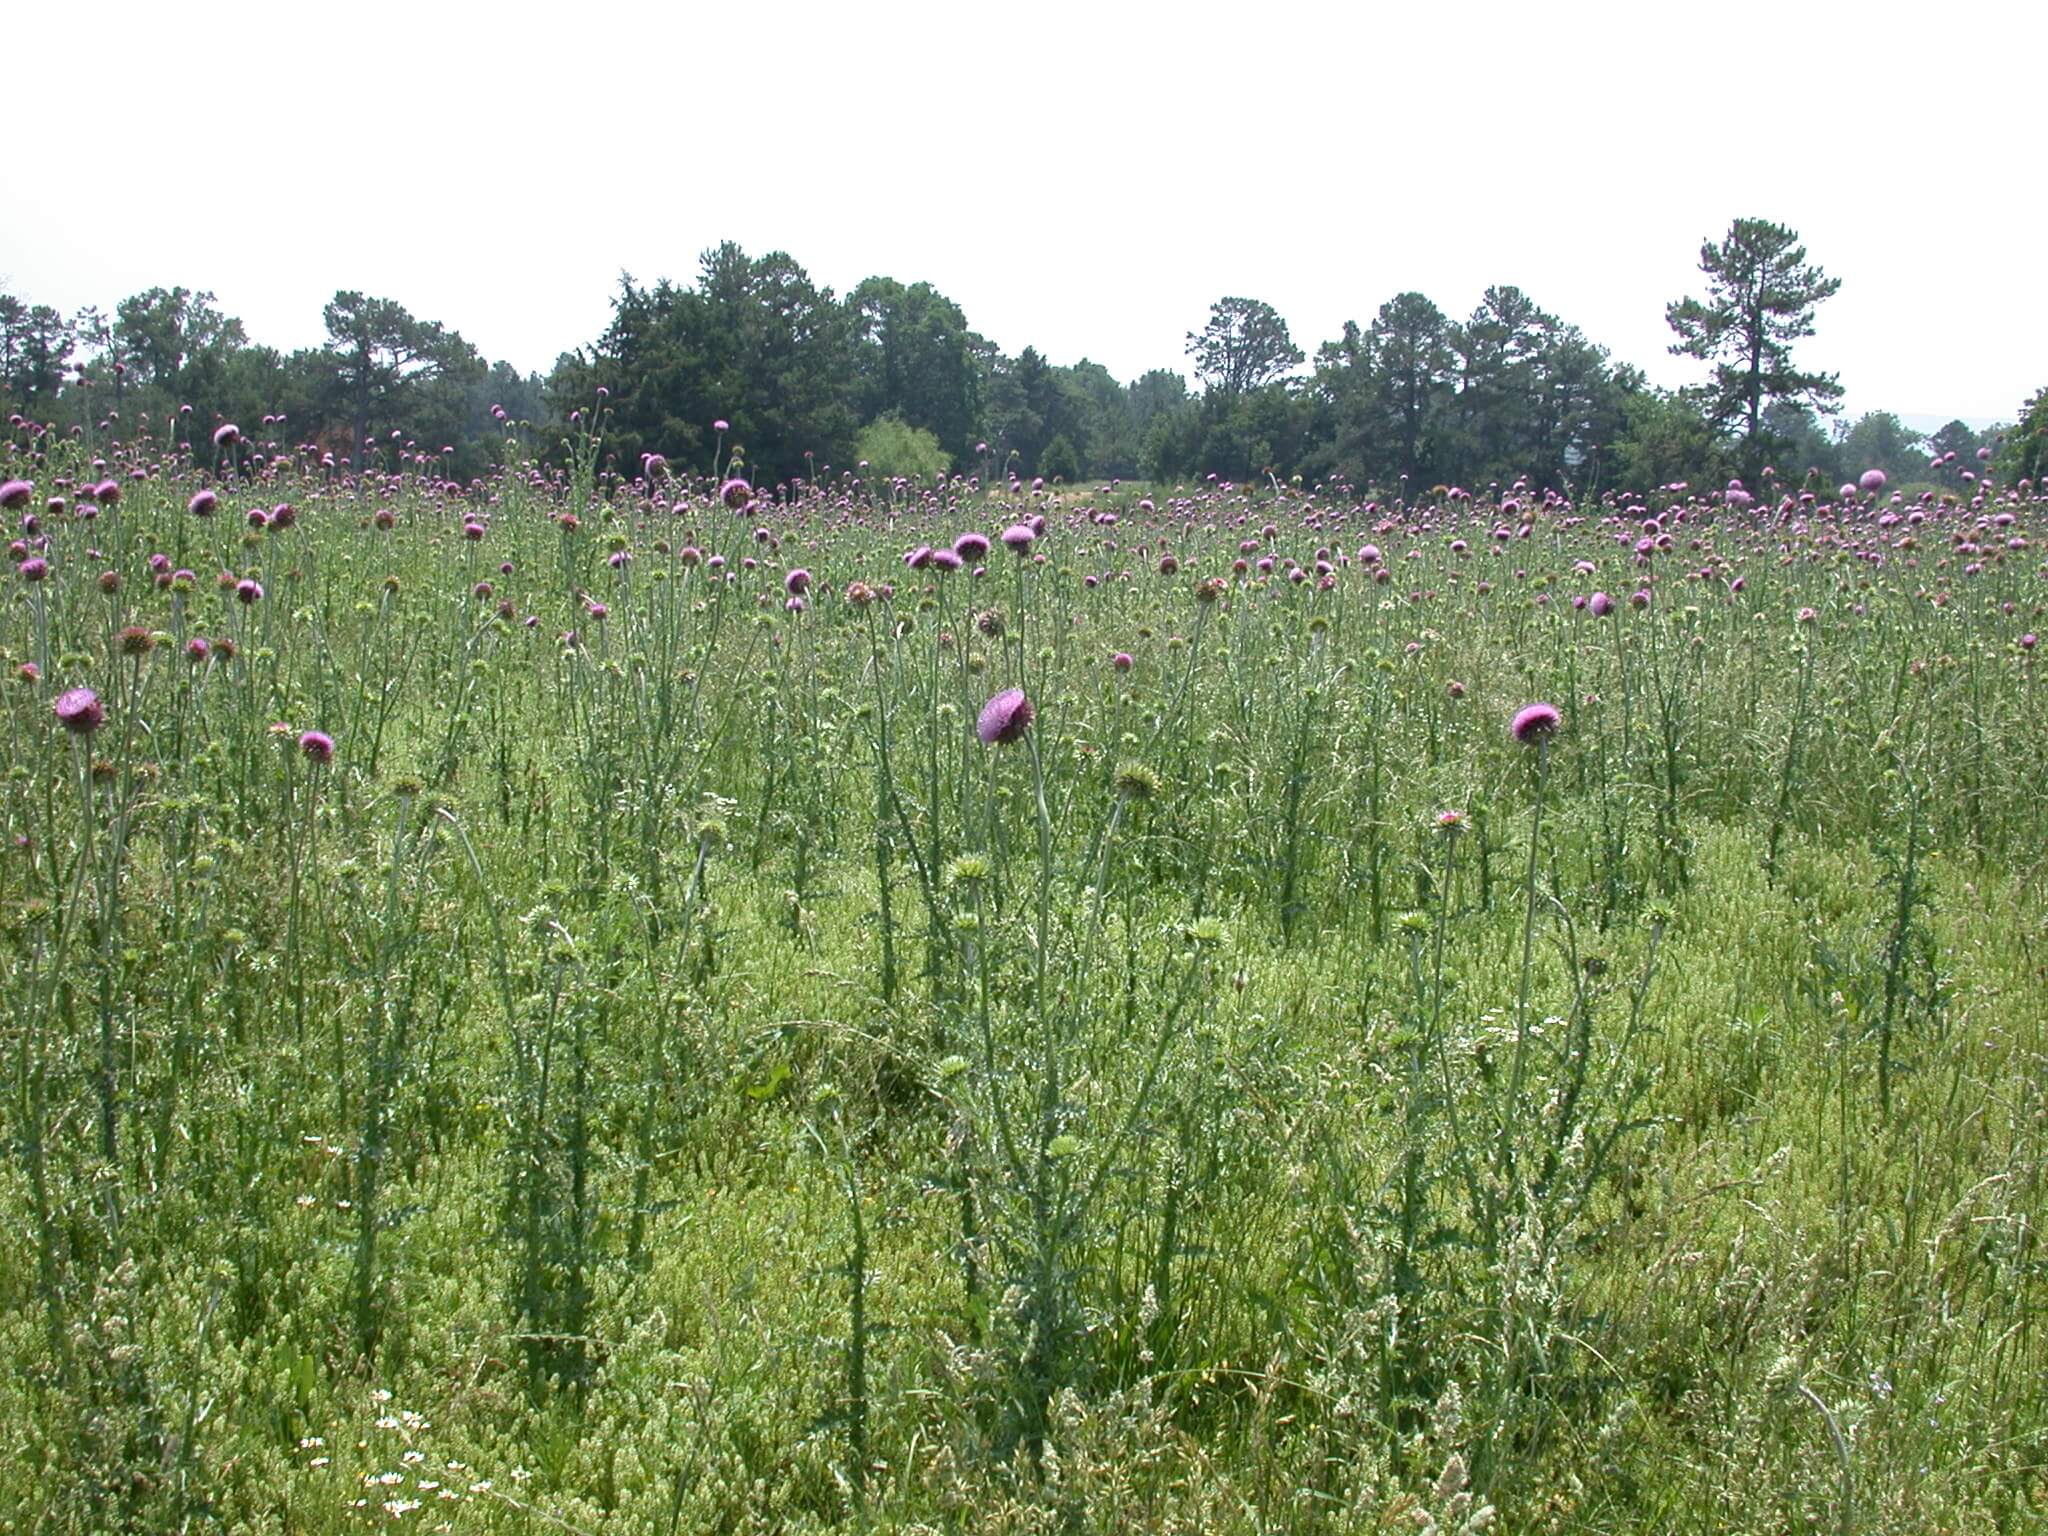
[{"xmin": 3, "ymin": 219, "xmax": 2034, "ymax": 495}]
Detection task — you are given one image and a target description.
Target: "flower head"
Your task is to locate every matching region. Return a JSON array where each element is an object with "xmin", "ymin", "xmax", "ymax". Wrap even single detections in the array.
[
  {"xmin": 976, "ymin": 687, "xmax": 1035, "ymax": 746},
  {"xmin": 54, "ymin": 686, "xmax": 104, "ymax": 735},
  {"xmin": 1510, "ymin": 702, "xmax": 1562, "ymax": 746},
  {"xmin": 299, "ymin": 729, "xmax": 335, "ymax": 764}
]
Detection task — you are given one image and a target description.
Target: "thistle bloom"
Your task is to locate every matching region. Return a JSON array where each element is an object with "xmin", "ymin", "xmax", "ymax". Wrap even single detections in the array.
[
  {"xmin": 1000, "ymin": 523, "xmax": 1035, "ymax": 553},
  {"xmin": 299, "ymin": 729, "xmax": 335, "ymax": 763},
  {"xmin": 213, "ymin": 422, "xmax": 241, "ymax": 448},
  {"xmin": 976, "ymin": 687, "xmax": 1034, "ymax": 746},
  {"xmin": 1510, "ymin": 702, "xmax": 1562, "ymax": 746},
  {"xmin": 953, "ymin": 532, "xmax": 990, "ymax": 561},
  {"xmin": 784, "ymin": 567, "xmax": 811, "ymax": 596},
  {"xmin": 0, "ymin": 480, "xmax": 32, "ymax": 510},
  {"xmin": 54, "ymin": 686, "xmax": 104, "ymax": 734},
  {"xmin": 236, "ymin": 579, "xmax": 264, "ymax": 604},
  {"xmin": 1589, "ymin": 590, "xmax": 1613, "ymax": 616},
  {"xmin": 189, "ymin": 490, "xmax": 217, "ymax": 517},
  {"xmin": 1859, "ymin": 469, "xmax": 1887, "ymax": 494},
  {"xmin": 720, "ymin": 477, "xmax": 752, "ymax": 510}
]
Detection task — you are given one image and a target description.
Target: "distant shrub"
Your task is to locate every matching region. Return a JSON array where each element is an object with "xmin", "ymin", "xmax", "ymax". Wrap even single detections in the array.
[{"xmin": 855, "ymin": 413, "xmax": 950, "ymax": 482}]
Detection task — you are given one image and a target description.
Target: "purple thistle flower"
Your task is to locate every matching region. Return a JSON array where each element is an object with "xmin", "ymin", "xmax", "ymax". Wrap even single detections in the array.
[
  {"xmin": 977, "ymin": 687, "xmax": 1035, "ymax": 746},
  {"xmin": 720, "ymin": 477, "xmax": 752, "ymax": 510},
  {"xmin": 1589, "ymin": 590, "xmax": 1613, "ymax": 617},
  {"xmin": 188, "ymin": 490, "xmax": 217, "ymax": 517},
  {"xmin": 931, "ymin": 548, "xmax": 964, "ymax": 573},
  {"xmin": 299, "ymin": 729, "xmax": 335, "ymax": 763},
  {"xmin": 19, "ymin": 557, "xmax": 47, "ymax": 582},
  {"xmin": 0, "ymin": 480, "xmax": 32, "ymax": 510},
  {"xmin": 1859, "ymin": 469, "xmax": 1887, "ymax": 494},
  {"xmin": 953, "ymin": 532, "xmax": 991, "ymax": 562},
  {"xmin": 236, "ymin": 578, "xmax": 264, "ymax": 605},
  {"xmin": 784, "ymin": 567, "xmax": 811, "ymax": 596},
  {"xmin": 213, "ymin": 422, "xmax": 241, "ymax": 448},
  {"xmin": 1000, "ymin": 523, "xmax": 1035, "ymax": 553},
  {"xmin": 54, "ymin": 686, "xmax": 104, "ymax": 735},
  {"xmin": 1510, "ymin": 702, "xmax": 1562, "ymax": 746}
]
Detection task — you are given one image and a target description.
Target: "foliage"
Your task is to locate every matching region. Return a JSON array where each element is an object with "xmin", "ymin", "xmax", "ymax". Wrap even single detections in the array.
[
  {"xmin": 1996, "ymin": 384, "xmax": 2047, "ymax": 484},
  {"xmin": 319, "ymin": 291, "xmax": 486, "ymax": 471},
  {"xmin": 1666, "ymin": 217, "xmax": 1844, "ymax": 481},
  {"xmin": 854, "ymin": 412, "xmax": 950, "ymax": 482},
  {"xmin": 1037, "ymin": 430, "xmax": 1079, "ymax": 483},
  {"xmin": 1832, "ymin": 409, "xmax": 1926, "ymax": 488},
  {"xmin": 1186, "ymin": 296, "xmax": 1304, "ymax": 398}
]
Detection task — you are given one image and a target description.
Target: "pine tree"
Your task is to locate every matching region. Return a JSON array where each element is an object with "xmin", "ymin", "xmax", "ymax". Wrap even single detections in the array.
[{"xmin": 1666, "ymin": 218, "xmax": 1842, "ymax": 482}]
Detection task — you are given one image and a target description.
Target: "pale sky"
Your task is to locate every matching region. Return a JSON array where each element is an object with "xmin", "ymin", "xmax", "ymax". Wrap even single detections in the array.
[{"xmin": 5, "ymin": 1, "xmax": 2040, "ymax": 427}]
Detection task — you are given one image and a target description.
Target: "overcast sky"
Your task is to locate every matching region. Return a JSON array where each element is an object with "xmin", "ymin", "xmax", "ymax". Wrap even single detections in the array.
[{"xmin": 5, "ymin": 2, "xmax": 2040, "ymax": 428}]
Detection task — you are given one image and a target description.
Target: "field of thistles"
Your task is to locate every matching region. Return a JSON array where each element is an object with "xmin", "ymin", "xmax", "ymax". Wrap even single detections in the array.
[{"xmin": 3, "ymin": 409, "xmax": 2046, "ymax": 1532}]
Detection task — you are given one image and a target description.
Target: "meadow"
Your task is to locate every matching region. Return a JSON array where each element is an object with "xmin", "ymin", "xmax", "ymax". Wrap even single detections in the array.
[{"xmin": 2, "ymin": 415, "xmax": 2045, "ymax": 1534}]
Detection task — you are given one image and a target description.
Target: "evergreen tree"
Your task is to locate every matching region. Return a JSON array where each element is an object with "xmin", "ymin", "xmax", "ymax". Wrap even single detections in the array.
[
  {"xmin": 1186, "ymin": 297, "xmax": 1303, "ymax": 398},
  {"xmin": 1666, "ymin": 218, "xmax": 1843, "ymax": 481}
]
